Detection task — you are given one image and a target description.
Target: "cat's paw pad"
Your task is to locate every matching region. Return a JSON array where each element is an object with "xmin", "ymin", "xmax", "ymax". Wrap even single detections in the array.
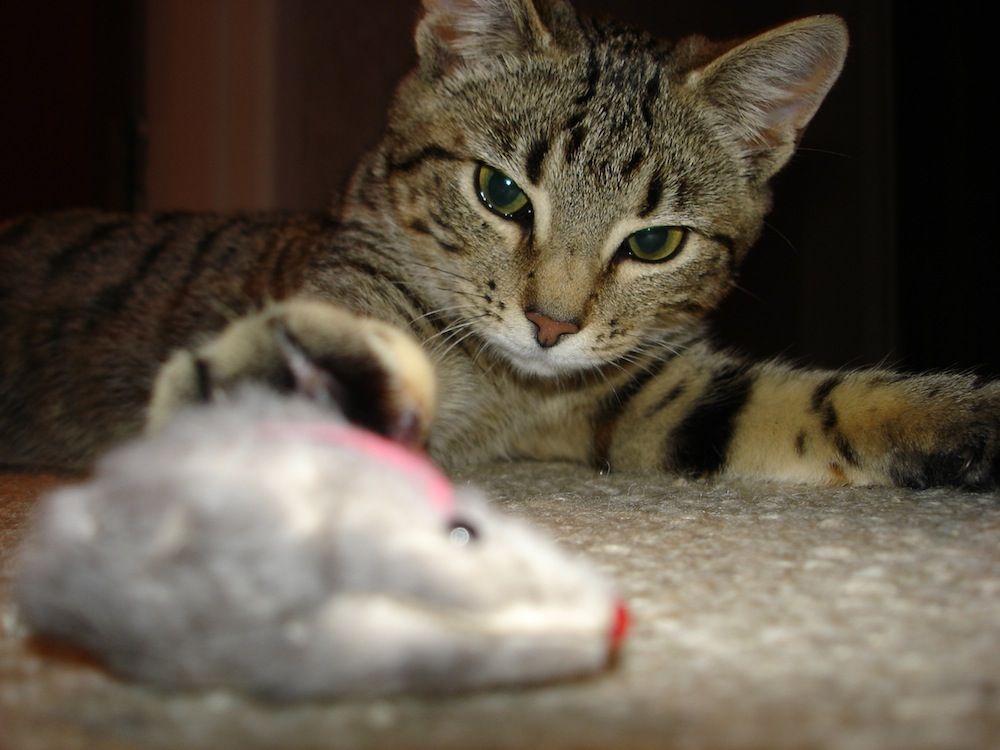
[{"xmin": 148, "ymin": 300, "xmax": 436, "ymax": 446}]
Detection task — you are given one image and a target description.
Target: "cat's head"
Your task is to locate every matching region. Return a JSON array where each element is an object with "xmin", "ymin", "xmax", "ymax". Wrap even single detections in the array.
[{"xmin": 360, "ymin": 0, "xmax": 847, "ymax": 378}]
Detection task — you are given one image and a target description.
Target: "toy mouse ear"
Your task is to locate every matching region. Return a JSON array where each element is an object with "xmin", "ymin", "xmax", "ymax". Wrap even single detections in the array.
[{"xmin": 274, "ymin": 323, "xmax": 346, "ymax": 408}]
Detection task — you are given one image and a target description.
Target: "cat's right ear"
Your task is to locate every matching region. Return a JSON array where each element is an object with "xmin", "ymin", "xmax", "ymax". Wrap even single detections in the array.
[{"xmin": 415, "ymin": 0, "xmax": 582, "ymax": 77}]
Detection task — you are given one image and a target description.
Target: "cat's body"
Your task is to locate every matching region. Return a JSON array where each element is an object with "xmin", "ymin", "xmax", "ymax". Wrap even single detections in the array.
[{"xmin": 1, "ymin": 0, "xmax": 998, "ymax": 489}]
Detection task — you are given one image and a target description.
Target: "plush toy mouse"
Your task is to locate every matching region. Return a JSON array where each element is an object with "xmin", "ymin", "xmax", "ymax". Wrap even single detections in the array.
[{"xmin": 14, "ymin": 381, "xmax": 628, "ymax": 699}]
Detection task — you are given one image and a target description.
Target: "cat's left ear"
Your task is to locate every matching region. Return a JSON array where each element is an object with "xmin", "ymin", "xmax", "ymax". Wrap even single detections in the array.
[
  {"xmin": 685, "ymin": 16, "xmax": 848, "ymax": 181},
  {"xmin": 416, "ymin": 0, "xmax": 582, "ymax": 77}
]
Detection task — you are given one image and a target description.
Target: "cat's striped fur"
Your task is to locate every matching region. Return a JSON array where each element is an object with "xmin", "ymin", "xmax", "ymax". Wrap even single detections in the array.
[{"xmin": 1, "ymin": 0, "xmax": 998, "ymax": 489}]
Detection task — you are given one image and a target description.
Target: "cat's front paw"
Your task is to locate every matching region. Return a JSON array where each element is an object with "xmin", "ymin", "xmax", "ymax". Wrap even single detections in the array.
[
  {"xmin": 148, "ymin": 299, "xmax": 436, "ymax": 446},
  {"xmin": 885, "ymin": 379, "xmax": 1000, "ymax": 491}
]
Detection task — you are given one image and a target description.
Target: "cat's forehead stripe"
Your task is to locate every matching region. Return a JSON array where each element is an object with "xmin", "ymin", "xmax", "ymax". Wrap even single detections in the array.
[
  {"xmin": 621, "ymin": 149, "xmax": 645, "ymax": 182},
  {"xmin": 525, "ymin": 137, "xmax": 550, "ymax": 186},
  {"xmin": 640, "ymin": 173, "xmax": 664, "ymax": 219},
  {"xmin": 640, "ymin": 69, "xmax": 661, "ymax": 129},
  {"xmin": 386, "ymin": 144, "xmax": 463, "ymax": 176}
]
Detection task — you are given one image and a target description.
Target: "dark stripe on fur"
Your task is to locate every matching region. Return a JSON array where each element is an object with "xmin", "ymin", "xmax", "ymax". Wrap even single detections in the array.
[
  {"xmin": 812, "ymin": 377, "xmax": 841, "ymax": 433},
  {"xmin": 565, "ymin": 111, "xmax": 585, "ymax": 132},
  {"xmin": 622, "ymin": 150, "xmax": 645, "ymax": 182},
  {"xmin": 45, "ymin": 220, "xmax": 131, "ymax": 282},
  {"xmin": 332, "ymin": 254, "xmax": 444, "ymax": 336},
  {"xmin": 575, "ymin": 48, "xmax": 601, "ymax": 106},
  {"xmin": 339, "ymin": 220, "xmax": 391, "ymax": 248},
  {"xmin": 267, "ymin": 236, "xmax": 306, "ymax": 300},
  {"xmin": 593, "ymin": 354, "xmax": 677, "ymax": 468},
  {"xmin": 810, "ymin": 374, "xmax": 862, "ymax": 469},
  {"xmin": 811, "ymin": 376, "xmax": 842, "ymax": 412},
  {"xmin": 641, "ymin": 69, "xmax": 661, "ymax": 128},
  {"xmin": 428, "ymin": 211, "xmax": 466, "ymax": 253},
  {"xmin": 821, "ymin": 402, "xmax": 838, "ymax": 432},
  {"xmin": 157, "ymin": 220, "xmax": 240, "ymax": 345},
  {"xmin": 795, "ymin": 431, "xmax": 808, "ymax": 457},
  {"xmin": 408, "ymin": 212, "xmax": 463, "ymax": 254},
  {"xmin": 835, "ymin": 434, "xmax": 861, "ymax": 467},
  {"xmin": 422, "ymin": 230, "xmax": 462, "ymax": 254},
  {"xmin": 711, "ymin": 233, "xmax": 736, "ymax": 251},
  {"xmin": 84, "ymin": 233, "xmax": 174, "ymax": 332},
  {"xmin": 20, "ymin": 306, "xmax": 72, "ymax": 374},
  {"xmin": 525, "ymin": 138, "xmax": 550, "ymax": 185},
  {"xmin": 669, "ymin": 364, "xmax": 754, "ymax": 476},
  {"xmin": 241, "ymin": 231, "xmax": 288, "ymax": 305},
  {"xmin": 565, "ymin": 124, "xmax": 587, "ymax": 165},
  {"xmin": 183, "ymin": 220, "xmax": 238, "ymax": 280},
  {"xmin": 387, "ymin": 145, "xmax": 462, "ymax": 174},
  {"xmin": 640, "ymin": 173, "xmax": 663, "ymax": 218},
  {"xmin": 644, "ymin": 380, "xmax": 686, "ymax": 418},
  {"xmin": 672, "ymin": 178, "xmax": 691, "ymax": 211}
]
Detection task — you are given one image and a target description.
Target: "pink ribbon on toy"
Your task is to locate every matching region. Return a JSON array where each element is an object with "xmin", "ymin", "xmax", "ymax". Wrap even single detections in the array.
[{"xmin": 257, "ymin": 422, "xmax": 455, "ymax": 516}]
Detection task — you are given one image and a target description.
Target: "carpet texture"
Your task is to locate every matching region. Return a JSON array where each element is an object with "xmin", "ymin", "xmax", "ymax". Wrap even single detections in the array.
[{"xmin": 1, "ymin": 465, "xmax": 998, "ymax": 750}]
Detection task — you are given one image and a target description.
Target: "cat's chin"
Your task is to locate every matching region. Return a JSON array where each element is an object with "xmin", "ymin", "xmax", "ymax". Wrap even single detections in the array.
[
  {"xmin": 485, "ymin": 335, "xmax": 601, "ymax": 380},
  {"xmin": 506, "ymin": 356, "xmax": 588, "ymax": 380}
]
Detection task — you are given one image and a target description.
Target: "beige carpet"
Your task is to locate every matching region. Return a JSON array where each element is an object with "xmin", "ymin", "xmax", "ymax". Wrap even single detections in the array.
[{"xmin": 1, "ymin": 465, "xmax": 998, "ymax": 750}]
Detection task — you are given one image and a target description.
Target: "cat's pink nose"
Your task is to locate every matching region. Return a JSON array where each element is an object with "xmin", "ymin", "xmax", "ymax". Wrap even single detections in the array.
[{"xmin": 525, "ymin": 311, "xmax": 580, "ymax": 348}]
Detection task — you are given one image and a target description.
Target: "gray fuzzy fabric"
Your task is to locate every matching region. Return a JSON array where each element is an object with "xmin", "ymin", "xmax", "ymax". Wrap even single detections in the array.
[
  {"xmin": 11, "ymin": 395, "xmax": 619, "ymax": 700},
  {"xmin": 2, "ymin": 464, "xmax": 999, "ymax": 750}
]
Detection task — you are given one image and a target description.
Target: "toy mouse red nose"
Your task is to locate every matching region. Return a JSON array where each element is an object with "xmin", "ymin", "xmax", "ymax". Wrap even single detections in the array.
[{"xmin": 609, "ymin": 599, "xmax": 630, "ymax": 653}]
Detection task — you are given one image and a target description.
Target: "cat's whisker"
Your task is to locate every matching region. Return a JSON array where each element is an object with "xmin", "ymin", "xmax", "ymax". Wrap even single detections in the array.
[
  {"xmin": 423, "ymin": 315, "xmax": 490, "ymax": 351},
  {"xmin": 583, "ymin": 360, "xmax": 618, "ymax": 393},
  {"xmin": 425, "ymin": 323, "xmax": 477, "ymax": 350},
  {"xmin": 636, "ymin": 341, "xmax": 682, "ymax": 359},
  {"xmin": 794, "ymin": 146, "xmax": 852, "ymax": 159},
  {"xmin": 430, "ymin": 312, "xmax": 489, "ymax": 335},
  {"xmin": 423, "ymin": 285, "xmax": 484, "ymax": 300},
  {"xmin": 410, "ymin": 304, "xmax": 480, "ymax": 324},
  {"xmin": 763, "ymin": 220, "xmax": 799, "ymax": 254},
  {"xmin": 204, "ymin": 295, "xmax": 246, "ymax": 325},
  {"xmin": 478, "ymin": 346, "xmax": 503, "ymax": 377},
  {"xmin": 404, "ymin": 259, "xmax": 475, "ymax": 285},
  {"xmin": 436, "ymin": 326, "xmax": 483, "ymax": 361},
  {"xmin": 468, "ymin": 337, "xmax": 497, "ymax": 374},
  {"xmin": 728, "ymin": 281, "xmax": 762, "ymax": 302}
]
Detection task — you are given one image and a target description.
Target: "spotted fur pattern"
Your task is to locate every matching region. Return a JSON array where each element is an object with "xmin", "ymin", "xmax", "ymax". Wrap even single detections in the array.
[{"xmin": 1, "ymin": 0, "xmax": 998, "ymax": 489}]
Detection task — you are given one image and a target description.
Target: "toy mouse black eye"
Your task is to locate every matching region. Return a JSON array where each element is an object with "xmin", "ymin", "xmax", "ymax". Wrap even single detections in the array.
[{"xmin": 447, "ymin": 518, "xmax": 479, "ymax": 546}]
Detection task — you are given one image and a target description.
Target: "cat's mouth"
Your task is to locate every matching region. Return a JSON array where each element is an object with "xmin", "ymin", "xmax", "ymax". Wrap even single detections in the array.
[{"xmin": 484, "ymin": 326, "xmax": 604, "ymax": 379}]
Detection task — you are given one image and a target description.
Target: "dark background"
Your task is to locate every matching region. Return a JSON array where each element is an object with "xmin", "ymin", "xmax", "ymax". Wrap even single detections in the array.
[{"xmin": 2, "ymin": 0, "xmax": 996, "ymax": 376}]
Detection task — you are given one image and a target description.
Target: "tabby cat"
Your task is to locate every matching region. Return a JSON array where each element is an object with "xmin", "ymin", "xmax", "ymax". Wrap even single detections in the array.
[{"xmin": 1, "ymin": 0, "xmax": 998, "ymax": 489}]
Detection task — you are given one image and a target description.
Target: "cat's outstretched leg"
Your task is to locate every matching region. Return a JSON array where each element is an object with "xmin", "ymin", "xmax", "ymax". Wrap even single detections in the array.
[
  {"xmin": 148, "ymin": 298, "xmax": 437, "ymax": 447},
  {"xmin": 597, "ymin": 347, "xmax": 1000, "ymax": 490}
]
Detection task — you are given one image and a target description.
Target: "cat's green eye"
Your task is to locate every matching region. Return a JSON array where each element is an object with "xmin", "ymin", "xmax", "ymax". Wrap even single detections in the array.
[
  {"xmin": 476, "ymin": 165, "xmax": 532, "ymax": 221},
  {"xmin": 622, "ymin": 226, "xmax": 688, "ymax": 263}
]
